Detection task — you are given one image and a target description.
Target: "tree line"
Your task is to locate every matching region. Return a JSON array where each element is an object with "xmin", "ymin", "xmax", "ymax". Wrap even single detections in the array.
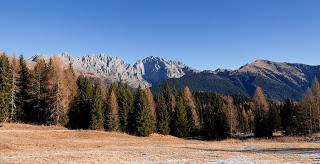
[{"xmin": 0, "ymin": 53, "xmax": 319, "ymax": 139}]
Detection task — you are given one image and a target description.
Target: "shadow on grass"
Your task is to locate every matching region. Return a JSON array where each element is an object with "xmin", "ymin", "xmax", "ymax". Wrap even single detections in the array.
[{"xmin": 179, "ymin": 147, "xmax": 320, "ymax": 155}]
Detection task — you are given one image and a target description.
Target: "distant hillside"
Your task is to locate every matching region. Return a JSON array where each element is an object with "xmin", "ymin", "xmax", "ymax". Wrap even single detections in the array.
[{"xmin": 154, "ymin": 60, "xmax": 320, "ymax": 101}]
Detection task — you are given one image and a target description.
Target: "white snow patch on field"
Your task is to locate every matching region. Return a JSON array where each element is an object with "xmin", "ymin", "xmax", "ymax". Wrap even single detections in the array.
[
  {"xmin": 213, "ymin": 156, "xmax": 254, "ymax": 164},
  {"xmin": 315, "ymin": 153, "xmax": 320, "ymax": 163},
  {"xmin": 239, "ymin": 145, "xmax": 259, "ymax": 152},
  {"xmin": 307, "ymin": 137, "xmax": 320, "ymax": 143}
]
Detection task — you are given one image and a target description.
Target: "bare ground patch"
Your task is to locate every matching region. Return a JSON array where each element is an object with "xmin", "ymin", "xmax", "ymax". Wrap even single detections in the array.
[{"xmin": 0, "ymin": 123, "xmax": 319, "ymax": 163}]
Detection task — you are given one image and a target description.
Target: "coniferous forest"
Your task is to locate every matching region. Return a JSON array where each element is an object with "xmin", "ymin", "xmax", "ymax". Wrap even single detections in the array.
[{"xmin": 1, "ymin": 53, "xmax": 320, "ymax": 140}]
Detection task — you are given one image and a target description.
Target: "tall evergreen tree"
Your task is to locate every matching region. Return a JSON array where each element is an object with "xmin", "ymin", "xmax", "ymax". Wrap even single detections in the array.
[
  {"xmin": 204, "ymin": 102, "xmax": 229, "ymax": 139},
  {"xmin": 128, "ymin": 87, "xmax": 153, "ymax": 136},
  {"xmin": 223, "ymin": 96, "xmax": 239, "ymax": 135},
  {"xmin": 68, "ymin": 76, "xmax": 94, "ymax": 129},
  {"xmin": 105, "ymin": 88, "xmax": 120, "ymax": 131},
  {"xmin": 156, "ymin": 94, "xmax": 170, "ymax": 135},
  {"xmin": 0, "ymin": 54, "xmax": 10, "ymax": 122},
  {"xmin": 182, "ymin": 86, "xmax": 200, "ymax": 135},
  {"xmin": 237, "ymin": 107, "xmax": 250, "ymax": 133},
  {"xmin": 268, "ymin": 102, "xmax": 281, "ymax": 133},
  {"xmin": 116, "ymin": 82, "xmax": 133, "ymax": 132},
  {"xmin": 280, "ymin": 99, "xmax": 306, "ymax": 135},
  {"xmin": 90, "ymin": 80, "xmax": 105, "ymax": 130},
  {"xmin": 144, "ymin": 87, "xmax": 156, "ymax": 132},
  {"xmin": 64, "ymin": 63, "xmax": 77, "ymax": 113},
  {"xmin": 171, "ymin": 96, "xmax": 188, "ymax": 137},
  {"xmin": 162, "ymin": 82, "xmax": 173, "ymax": 111},
  {"xmin": 28, "ymin": 59, "xmax": 53, "ymax": 124},
  {"xmin": 253, "ymin": 86, "xmax": 273, "ymax": 137},
  {"xmin": 195, "ymin": 92, "xmax": 229, "ymax": 139},
  {"xmin": 16, "ymin": 55, "xmax": 31, "ymax": 122}
]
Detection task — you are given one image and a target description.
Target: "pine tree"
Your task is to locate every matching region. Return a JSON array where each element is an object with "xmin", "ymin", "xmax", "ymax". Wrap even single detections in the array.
[
  {"xmin": 182, "ymin": 86, "xmax": 200, "ymax": 135},
  {"xmin": 90, "ymin": 79, "xmax": 105, "ymax": 130},
  {"xmin": 105, "ymin": 88, "xmax": 120, "ymax": 131},
  {"xmin": 254, "ymin": 86, "xmax": 269, "ymax": 113},
  {"xmin": 64, "ymin": 63, "xmax": 77, "ymax": 113},
  {"xmin": 253, "ymin": 86, "xmax": 272, "ymax": 137},
  {"xmin": 0, "ymin": 54, "xmax": 10, "ymax": 122},
  {"xmin": 199, "ymin": 92, "xmax": 229, "ymax": 140},
  {"xmin": 26, "ymin": 59, "xmax": 49, "ymax": 124},
  {"xmin": 161, "ymin": 83, "xmax": 177, "ymax": 135},
  {"xmin": 223, "ymin": 96, "xmax": 239, "ymax": 135},
  {"xmin": 144, "ymin": 87, "xmax": 156, "ymax": 132},
  {"xmin": 238, "ymin": 107, "xmax": 250, "ymax": 133},
  {"xmin": 268, "ymin": 102, "xmax": 281, "ymax": 133},
  {"xmin": 162, "ymin": 82, "xmax": 173, "ymax": 112},
  {"xmin": 16, "ymin": 55, "xmax": 31, "ymax": 122},
  {"xmin": 116, "ymin": 82, "xmax": 133, "ymax": 132},
  {"xmin": 68, "ymin": 76, "xmax": 94, "ymax": 129},
  {"xmin": 156, "ymin": 94, "xmax": 170, "ymax": 135},
  {"xmin": 128, "ymin": 87, "xmax": 153, "ymax": 136},
  {"xmin": 8, "ymin": 57, "xmax": 21, "ymax": 122},
  {"xmin": 171, "ymin": 88, "xmax": 178, "ymax": 110},
  {"xmin": 171, "ymin": 96, "xmax": 188, "ymax": 137},
  {"xmin": 46, "ymin": 58, "xmax": 68, "ymax": 125},
  {"xmin": 231, "ymin": 94, "xmax": 251, "ymax": 133},
  {"xmin": 280, "ymin": 99, "xmax": 306, "ymax": 135}
]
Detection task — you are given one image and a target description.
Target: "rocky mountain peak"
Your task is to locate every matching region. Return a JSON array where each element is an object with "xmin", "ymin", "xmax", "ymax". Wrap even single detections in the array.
[
  {"xmin": 28, "ymin": 53, "xmax": 197, "ymax": 88},
  {"xmin": 134, "ymin": 56, "xmax": 198, "ymax": 85}
]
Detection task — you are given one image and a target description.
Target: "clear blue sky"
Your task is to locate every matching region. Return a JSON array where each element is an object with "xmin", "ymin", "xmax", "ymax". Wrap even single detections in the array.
[{"xmin": 1, "ymin": 0, "xmax": 319, "ymax": 70}]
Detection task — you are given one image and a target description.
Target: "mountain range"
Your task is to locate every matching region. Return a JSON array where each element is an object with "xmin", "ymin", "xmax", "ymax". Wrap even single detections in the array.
[{"xmin": 29, "ymin": 53, "xmax": 320, "ymax": 100}]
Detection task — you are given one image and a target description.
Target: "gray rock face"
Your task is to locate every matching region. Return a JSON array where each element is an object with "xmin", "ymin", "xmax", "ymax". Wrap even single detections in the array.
[
  {"xmin": 134, "ymin": 56, "xmax": 198, "ymax": 85},
  {"xmin": 57, "ymin": 53, "xmax": 150, "ymax": 88},
  {"xmin": 29, "ymin": 53, "xmax": 197, "ymax": 88},
  {"xmin": 30, "ymin": 52, "xmax": 148, "ymax": 88}
]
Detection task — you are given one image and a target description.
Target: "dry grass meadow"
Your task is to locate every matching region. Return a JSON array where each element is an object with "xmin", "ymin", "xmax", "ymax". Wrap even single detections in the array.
[{"xmin": 0, "ymin": 123, "xmax": 319, "ymax": 163}]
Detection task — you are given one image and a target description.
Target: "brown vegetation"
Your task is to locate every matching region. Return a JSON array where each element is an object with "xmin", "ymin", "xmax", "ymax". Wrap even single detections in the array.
[{"xmin": 0, "ymin": 123, "xmax": 319, "ymax": 163}]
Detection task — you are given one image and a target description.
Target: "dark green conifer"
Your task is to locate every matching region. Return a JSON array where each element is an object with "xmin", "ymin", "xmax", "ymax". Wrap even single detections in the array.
[
  {"xmin": 16, "ymin": 55, "xmax": 31, "ymax": 122},
  {"xmin": 280, "ymin": 99, "xmax": 306, "ymax": 135},
  {"xmin": 116, "ymin": 83, "xmax": 133, "ymax": 132},
  {"xmin": 68, "ymin": 76, "xmax": 94, "ymax": 129},
  {"xmin": 156, "ymin": 94, "xmax": 170, "ymax": 135},
  {"xmin": 171, "ymin": 96, "xmax": 188, "ymax": 137},
  {"xmin": 0, "ymin": 54, "xmax": 10, "ymax": 122},
  {"xmin": 90, "ymin": 80, "xmax": 105, "ymax": 130},
  {"xmin": 128, "ymin": 87, "xmax": 153, "ymax": 136},
  {"xmin": 253, "ymin": 86, "xmax": 273, "ymax": 138},
  {"xmin": 104, "ymin": 88, "xmax": 120, "ymax": 131},
  {"xmin": 268, "ymin": 102, "xmax": 281, "ymax": 133}
]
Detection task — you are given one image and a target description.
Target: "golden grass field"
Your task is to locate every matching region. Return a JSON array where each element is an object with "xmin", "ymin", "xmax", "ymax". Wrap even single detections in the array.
[{"xmin": 0, "ymin": 123, "xmax": 319, "ymax": 164}]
